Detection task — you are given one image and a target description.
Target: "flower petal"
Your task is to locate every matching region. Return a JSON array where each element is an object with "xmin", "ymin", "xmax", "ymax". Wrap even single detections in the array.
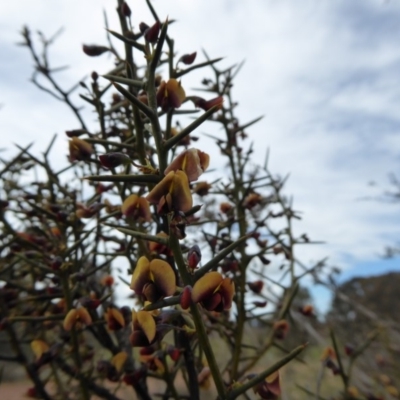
[
  {"xmin": 150, "ymin": 259, "xmax": 176, "ymax": 297},
  {"xmin": 192, "ymin": 272, "xmax": 223, "ymax": 304},
  {"xmin": 31, "ymin": 340, "xmax": 49, "ymax": 360},
  {"xmin": 131, "ymin": 256, "xmax": 151, "ymax": 294},
  {"xmin": 136, "ymin": 310, "xmax": 156, "ymax": 343},
  {"xmin": 111, "ymin": 351, "xmax": 128, "ymax": 373},
  {"xmin": 121, "ymin": 194, "xmax": 139, "ymax": 216},
  {"xmin": 146, "ymin": 171, "xmax": 175, "ymax": 205},
  {"xmin": 170, "ymin": 170, "xmax": 193, "ymax": 212},
  {"xmin": 220, "ymin": 278, "xmax": 235, "ymax": 310},
  {"xmin": 63, "ymin": 309, "xmax": 78, "ymax": 331}
]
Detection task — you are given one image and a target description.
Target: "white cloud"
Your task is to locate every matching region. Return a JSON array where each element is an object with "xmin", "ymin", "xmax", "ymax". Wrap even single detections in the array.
[{"xmin": 1, "ymin": 0, "xmax": 400, "ymax": 279}]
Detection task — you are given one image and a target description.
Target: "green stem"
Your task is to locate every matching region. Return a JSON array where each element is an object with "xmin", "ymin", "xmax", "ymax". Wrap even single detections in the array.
[{"xmin": 169, "ymin": 233, "xmax": 226, "ymax": 399}]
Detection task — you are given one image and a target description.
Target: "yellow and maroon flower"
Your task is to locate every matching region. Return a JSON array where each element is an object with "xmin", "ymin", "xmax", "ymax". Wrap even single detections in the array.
[
  {"xmin": 156, "ymin": 79, "xmax": 186, "ymax": 111},
  {"xmin": 63, "ymin": 307, "xmax": 92, "ymax": 331},
  {"xmin": 31, "ymin": 340, "xmax": 49, "ymax": 361},
  {"xmin": 193, "ymin": 181, "xmax": 212, "ymax": 197},
  {"xmin": 68, "ymin": 137, "xmax": 93, "ymax": 162},
  {"xmin": 130, "ymin": 256, "xmax": 176, "ymax": 302},
  {"xmin": 191, "ymin": 271, "xmax": 234, "ymax": 312},
  {"xmin": 121, "ymin": 194, "xmax": 152, "ymax": 222},
  {"xmin": 251, "ymin": 370, "xmax": 281, "ymax": 400},
  {"xmin": 111, "ymin": 351, "xmax": 128, "ymax": 373},
  {"xmin": 164, "ymin": 148, "xmax": 210, "ymax": 182},
  {"xmin": 146, "ymin": 170, "xmax": 192, "ymax": 214},
  {"xmin": 129, "ymin": 310, "xmax": 157, "ymax": 347},
  {"xmin": 148, "ymin": 232, "xmax": 172, "ymax": 256},
  {"xmin": 273, "ymin": 319, "xmax": 289, "ymax": 340},
  {"xmin": 105, "ymin": 307, "xmax": 125, "ymax": 331}
]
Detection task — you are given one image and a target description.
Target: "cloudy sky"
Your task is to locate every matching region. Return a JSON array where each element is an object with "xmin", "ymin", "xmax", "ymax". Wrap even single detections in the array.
[{"xmin": 1, "ymin": 0, "xmax": 400, "ymax": 309}]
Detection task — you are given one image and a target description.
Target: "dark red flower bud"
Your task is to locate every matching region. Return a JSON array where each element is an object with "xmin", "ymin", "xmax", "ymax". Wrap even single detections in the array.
[
  {"xmin": 187, "ymin": 245, "xmax": 201, "ymax": 269},
  {"xmin": 50, "ymin": 256, "xmax": 63, "ymax": 271},
  {"xmin": 121, "ymin": 1, "xmax": 131, "ymax": 17},
  {"xmin": 191, "ymin": 96, "xmax": 223, "ymax": 111},
  {"xmin": 248, "ymin": 280, "xmax": 264, "ymax": 294},
  {"xmin": 299, "ymin": 304, "xmax": 313, "ymax": 316},
  {"xmin": 253, "ymin": 300, "xmax": 267, "ymax": 308},
  {"xmin": 91, "ymin": 71, "xmax": 99, "ymax": 81},
  {"xmin": 180, "ymin": 286, "xmax": 192, "ymax": 310},
  {"xmin": 82, "ymin": 44, "xmax": 109, "ymax": 57},
  {"xmin": 99, "ymin": 152, "xmax": 131, "ymax": 169},
  {"xmin": 167, "ymin": 346, "xmax": 181, "ymax": 362},
  {"xmin": 344, "ymin": 344, "xmax": 354, "ymax": 356},
  {"xmin": 180, "ymin": 52, "xmax": 197, "ymax": 65},
  {"xmin": 144, "ymin": 20, "xmax": 160, "ymax": 43},
  {"xmin": 139, "ymin": 22, "xmax": 150, "ymax": 34},
  {"xmin": 65, "ymin": 129, "xmax": 86, "ymax": 137},
  {"xmin": 123, "ymin": 369, "xmax": 146, "ymax": 385}
]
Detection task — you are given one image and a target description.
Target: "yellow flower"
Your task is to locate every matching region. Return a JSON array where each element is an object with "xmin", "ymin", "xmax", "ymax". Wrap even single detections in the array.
[
  {"xmin": 164, "ymin": 148, "xmax": 210, "ymax": 182},
  {"xmin": 129, "ymin": 310, "xmax": 157, "ymax": 347},
  {"xmin": 146, "ymin": 170, "xmax": 192, "ymax": 214},
  {"xmin": 156, "ymin": 79, "xmax": 186, "ymax": 111},
  {"xmin": 252, "ymin": 370, "xmax": 281, "ymax": 400},
  {"xmin": 105, "ymin": 307, "xmax": 126, "ymax": 331},
  {"xmin": 63, "ymin": 307, "xmax": 92, "ymax": 331},
  {"xmin": 192, "ymin": 271, "xmax": 235, "ymax": 312},
  {"xmin": 68, "ymin": 137, "xmax": 93, "ymax": 162},
  {"xmin": 130, "ymin": 256, "xmax": 176, "ymax": 302},
  {"xmin": 121, "ymin": 194, "xmax": 152, "ymax": 222}
]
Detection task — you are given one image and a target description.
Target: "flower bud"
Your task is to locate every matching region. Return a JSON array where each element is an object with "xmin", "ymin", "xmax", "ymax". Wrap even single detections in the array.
[
  {"xmin": 248, "ymin": 280, "xmax": 264, "ymax": 294},
  {"xmin": 139, "ymin": 22, "xmax": 150, "ymax": 34},
  {"xmin": 180, "ymin": 286, "xmax": 192, "ymax": 310},
  {"xmin": 179, "ymin": 52, "xmax": 197, "ymax": 65},
  {"xmin": 187, "ymin": 245, "xmax": 201, "ymax": 269},
  {"xmin": 82, "ymin": 44, "xmax": 109, "ymax": 57},
  {"xmin": 121, "ymin": 1, "xmax": 131, "ymax": 17},
  {"xmin": 144, "ymin": 20, "xmax": 160, "ymax": 43},
  {"xmin": 99, "ymin": 152, "xmax": 131, "ymax": 169}
]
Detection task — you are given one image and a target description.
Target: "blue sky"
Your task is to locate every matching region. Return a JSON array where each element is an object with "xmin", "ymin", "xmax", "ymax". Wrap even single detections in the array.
[{"xmin": 1, "ymin": 0, "xmax": 400, "ymax": 313}]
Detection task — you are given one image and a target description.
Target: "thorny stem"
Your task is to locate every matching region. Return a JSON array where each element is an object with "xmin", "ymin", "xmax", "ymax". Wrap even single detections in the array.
[{"xmin": 169, "ymin": 233, "xmax": 226, "ymax": 399}]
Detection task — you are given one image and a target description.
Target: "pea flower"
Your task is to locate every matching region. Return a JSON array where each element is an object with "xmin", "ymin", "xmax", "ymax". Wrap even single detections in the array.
[
  {"xmin": 130, "ymin": 256, "xmax": 176, "ymax": 302},
  {"xmin": 121, "ymin": 194, "xmax": 152, "ymax": 222},
  {"xmin": 105, "ymin": 307, "xmax": 125, "ymax": 331},
  {"xmin": 129, "ymin": 310, "xmax": 156, "ymax": 347},
  {"xmin": 63, "ymin": 307, "xmax": 92, "ymax": 331},
  {"xmin": 68, "ymin": 137, "xmax": 93, "ymax": 162},
  {"xmin": 146, "ymin": 170, "xmax": 192, "ymax": 214},
  {"xmin": 164, "ymin": 148, "xmax": 210, "ymax": 182},
  {"xmin": 191, "ymin": 271, "xmax": 234, "ymax": 312},
  {"xmin": 251, "ymin": 370, "xmax": 281, "ymax": 400},
  {"xmin": 156, "ymin": 79, "xmax": 186, "ymax": 111}
]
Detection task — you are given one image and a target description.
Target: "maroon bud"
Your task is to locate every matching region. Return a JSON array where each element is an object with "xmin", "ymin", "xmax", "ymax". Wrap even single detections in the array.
[
  {"xmin": 179, "ymin": 52, "xmax": 197, "ymax": 65},
  {"xmin": 253, "ymin": 300, "xmax": 267, "ymax": 308},
  {"xmin": 144, "ymin": 21, "xmax": 160, "ymax": 44},
  {"xmin": 167, "ymin": 346, "xmax": 180, "ymax": 362},
  {"xmin": 248, "ymin": 280, "xmax": 264, "ymax": 294},
  {"xmin": 50, "ymin": 256, "xmax": 63, "ymax": 271},
  {"xmin": 99, "ymin": 152, "xmax": 131, "ymax": 169},
  {"xmin": 121, "ymin": 1, "xmax": 131, "ymax": 17},
  {"xmin": 91, "ymin": 71, "xmax": 99, "ymax": 81},
  {"xmin": 191, "ymin": 96, "xmax": 223, "ymax": 111},
  {"xmin": 139, "ymin": 22, "xmax": 150, "ymax": 34},
  {"xmin": 180, "ymin": 286, "xmax": 192, "ymax": 310},
  {"xmin": 344, "ymin": 344, "xmax": 354, "ymax": 356},
  {"xmin": 187, "ymin": 245, "xmax": 201, "ymax": 269},
  {"xmin": 82, "ymin": 44, "xmax": 109, "ymax": 57},
  {"xmin": 65, "ymin": 129, "xmax": 87, "ymax": 137},
  {"xmin": 123, "ymin": 368, "xmax": 146, "ymax": 385}
]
